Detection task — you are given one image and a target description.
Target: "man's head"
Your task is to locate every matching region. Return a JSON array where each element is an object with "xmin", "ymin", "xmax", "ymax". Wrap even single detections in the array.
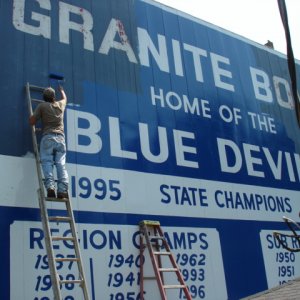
[{"xmin": 43, "ymin": 87, "xmax": 55, "ymax": 102}]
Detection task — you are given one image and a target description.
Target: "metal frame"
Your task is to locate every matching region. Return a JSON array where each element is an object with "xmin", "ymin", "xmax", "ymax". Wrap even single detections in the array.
[{"xmin": 273, "ymin": 216, "xmax": 300, "ymax": 252}]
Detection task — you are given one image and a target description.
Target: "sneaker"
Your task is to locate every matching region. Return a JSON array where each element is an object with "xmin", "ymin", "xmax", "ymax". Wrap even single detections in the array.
[
  {"xmin": 47, "ymin": 189, "xmax": 56, "ymax": 198},
  {"xmin": 57, "ymin": 192, "xmax": 69, "ymax": 199}
]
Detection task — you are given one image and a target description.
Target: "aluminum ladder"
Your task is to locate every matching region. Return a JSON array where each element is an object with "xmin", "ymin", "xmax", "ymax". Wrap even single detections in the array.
[
  {"xmin": 139, "ymin": 220, "xmax": 192, "ymax": 300},
  {"xmin": 26, "ymin": 83, "xmax": 90, "ymax": 300}
]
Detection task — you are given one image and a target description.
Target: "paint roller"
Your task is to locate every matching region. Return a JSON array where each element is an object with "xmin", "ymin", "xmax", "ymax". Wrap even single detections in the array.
[
  {"xmin": 49, "ymin": 72, "xmax": 65, "ymax": 81},
  {"xmin": 49, "ymin": 73, "xmax": 65, "ymax": 89}
]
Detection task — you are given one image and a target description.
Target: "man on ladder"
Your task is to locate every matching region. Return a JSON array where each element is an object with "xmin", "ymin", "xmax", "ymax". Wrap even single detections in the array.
[
  {"xmin": 29, "ymin": 85, "xmax": 69, "ymax": 199},
  {"xmin": 27, "ymin": 81, "xmax": 90, "ymax": 299}
]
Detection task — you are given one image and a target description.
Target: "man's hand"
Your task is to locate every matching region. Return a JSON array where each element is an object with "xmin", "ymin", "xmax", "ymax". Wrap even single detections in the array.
[{"xmin": 29, "ymin": 115, "xmax": 36, "ymax": 126}]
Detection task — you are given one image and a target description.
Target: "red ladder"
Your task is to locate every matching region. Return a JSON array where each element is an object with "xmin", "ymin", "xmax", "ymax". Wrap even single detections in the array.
[{"xmin": 139, "ymin": 220, "xmax": 192, "ymax": 300}]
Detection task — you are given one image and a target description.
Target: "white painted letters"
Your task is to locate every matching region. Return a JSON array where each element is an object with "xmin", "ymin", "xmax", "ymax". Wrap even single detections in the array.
[
  {"xmin": 59, "ymin": 2, "xmax": 94, "ymax": 51},
  {"xmin": 13, "ymin": 0, "xmax": 51, "ymax": 38}
]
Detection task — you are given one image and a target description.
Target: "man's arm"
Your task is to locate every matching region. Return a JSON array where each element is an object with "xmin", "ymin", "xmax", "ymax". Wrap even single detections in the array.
[{"xmin": 58, "ymin": 85, "xmax": 67, "ymax": 103}]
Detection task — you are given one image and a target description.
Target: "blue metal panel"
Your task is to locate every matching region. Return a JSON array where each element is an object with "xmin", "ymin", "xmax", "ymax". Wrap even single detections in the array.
[{"xmin": 1, "ymin": 0, "xmax": 300, "ymax": 299}]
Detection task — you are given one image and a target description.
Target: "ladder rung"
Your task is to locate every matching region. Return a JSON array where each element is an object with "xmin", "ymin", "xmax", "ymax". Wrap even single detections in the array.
[
  {"xmin": 153, "ymin": 251, "xmax": 171, "ymax": 255},
  {"xmin": 140, "ymin": 220, "xmax": 160, "ymax": 226},
  {"xmin": 52, "ymin": 236, "xmax": 75, "ymax": 242},
  {"xmin": 60, "ymin": 279, "xmax": 83, "ymax": 285},
  {"xmin": 46, "ymin": 197, "xmax": 68, "ymax": 202},
  {"xmin": 164, "ymin": 284, "xmax": 186, "ymax": 289},
  {"xmin": 159, "ymin": 268, "xmax": 177, "ymax": 272},
  {"xmin": 32, "ymin": 98, "xmax": 43, "ymax": 103},
  {"xmin": 55, "ymin": 257, "xmax": 79, "ymax": 262},
  {"xmin": 149, "ymin": 235, "xmax": 164, "ymax": 240},
  {"xmin": 49, "ymin": 216, "xmax": 71, "ymax": 222},
  {"xmin": 29, "ymin": 85, "xmax": 45, "ymax": 91},
  {"xmin": 144, "ymin": 276, "xmax": 156, "ymax": 280}
]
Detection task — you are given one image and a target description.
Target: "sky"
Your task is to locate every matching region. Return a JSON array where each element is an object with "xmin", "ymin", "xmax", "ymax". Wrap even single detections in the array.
[{"xmin": 155, "ymin": 0, "xmax": 300, "ymax": 60}]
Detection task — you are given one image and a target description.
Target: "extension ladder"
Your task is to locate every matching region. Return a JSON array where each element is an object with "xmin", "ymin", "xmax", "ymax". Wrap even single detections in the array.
[
  {"xmin": 26, "ymin": 83, "xmax": 90, "ymax": 300},
  {"xmin": 139, "ymin": 220, "xmax": 192, "ymax": 300}
]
